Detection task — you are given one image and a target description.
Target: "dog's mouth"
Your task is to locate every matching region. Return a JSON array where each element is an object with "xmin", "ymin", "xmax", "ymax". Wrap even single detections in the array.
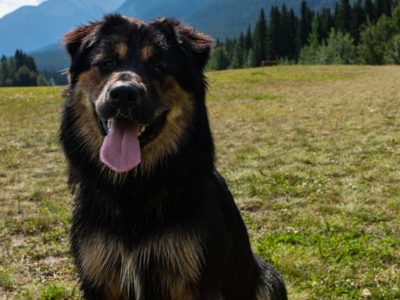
[{"xmin": 98, "ymin": 111, "xmax": 168, "ymax": 173}]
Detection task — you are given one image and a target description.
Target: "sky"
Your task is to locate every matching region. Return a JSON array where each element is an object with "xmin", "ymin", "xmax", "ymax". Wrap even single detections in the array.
[{"xmin": 0, "ymin": 0, "xmax": 44, "ymax": 18}]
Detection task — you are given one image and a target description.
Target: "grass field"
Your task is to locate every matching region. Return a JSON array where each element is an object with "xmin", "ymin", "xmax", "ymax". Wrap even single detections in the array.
[{"xmin": 0, "ymin": 65, "xmax": 399, "ymax": 299}]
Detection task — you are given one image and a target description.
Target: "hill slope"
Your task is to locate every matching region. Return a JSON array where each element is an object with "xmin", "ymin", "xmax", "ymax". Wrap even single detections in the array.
[
  {"xmin": 31, "ymin": 44, "xmax": 69, "ymax": 73},
  {"xmin": 0, "ymin": 0, "xmax": 124, "ymax": 56},
  {"xmin": 2, "ymin": 0, "xmax": 343, "ymax": 71},
  {"xmin": 117, "ymin": 0, "xmax": 339, "ymax": 39},
  {"xmin": 116, "ymin": 0, "xmax": 212, "ymax": 21}
]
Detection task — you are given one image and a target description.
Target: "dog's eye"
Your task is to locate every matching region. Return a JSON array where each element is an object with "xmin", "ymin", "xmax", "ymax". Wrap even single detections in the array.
[
  {"xmin": 150, "ymin": 64, "xmax": 165, "ymax": 74},
  {"xmin": 98, "ymin": 60, "xmax": 116, "ymax": 72}
]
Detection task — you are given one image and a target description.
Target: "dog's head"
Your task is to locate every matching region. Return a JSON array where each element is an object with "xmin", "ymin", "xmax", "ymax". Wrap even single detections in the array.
[{"xmin": 63, "ymin": 15, "xmax": 212, "ymax": 174}]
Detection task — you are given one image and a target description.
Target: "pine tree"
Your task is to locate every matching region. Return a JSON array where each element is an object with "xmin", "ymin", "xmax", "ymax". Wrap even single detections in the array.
[
  {"xmin": 25, "ymin": 56, "xmax": 37, "ymax": 73},
  {"xmin": 253, "ymin": 8, "xmax": 268, "ymax": 65},
  {"xmin": 319, "ymin": 8, "xmax": 334, "ymax": 42},
  {"xmin": 14, "ymin": 50, "xmax": 24, "ymax": 70},
  {"xmin": 208, "ymin": 46, "xmax": 230, "ymax": 70},
  {"xmin": 0, "ymin": 59, "xmax": 4, "ymax": 85},
  {"xmin": 298, "ymin": 15, "xmax": 320, "ymax": 64},
  {"xmin": 388, "ymin": 34, "xmax": 400, "ymax": 63},
  {"xmin": 15, "ymin": 65, "xmax": 36, "ymax": 86},
  {"xmin": 309, "ymin": 15, "xmax": 320, "ymax": 49},
  {"xmin": 280, "ymin": 5, "xmax": 290, "ymax": 58},
  {"xmin": 351, "ymin": 0, "xmax": 365, "ymax": 43},
  {"xmin": 239, "ymin": 33, "xmax": 245, "ymax": 52},
  {"xmin": 298, "ymin": 1, "xmax": 314, "ymax": 48},
  {"xmin": 245, "ymin": 26, "xmax": 253, "ymax": 52},
  {"xmin": 267, "ymin": 6, "xmax": 282, "ymax": 60},
  {"xmin": 384, "ymin": 0, "xmax": 393, "ymax": 16},
  {"xmin": 365, "ymin": 0, "xmax": 376, "ymax": 23},
  {"xmin": 231, "ymin": 34, "xmax": 245, "ymax": 68},
  {"xmin": 336, "ymin": 0, "xmax": 352, "ymax": 33},
  {"xmin": 376, "ymin": 0, "xmax": 385, "ymax": 16},
  {"xmin": 224, "ymin": 38, "xmax": 235, "ymax": 62},
  {"xmin": 245, "ymin": 48, "xmax": 258, "ymax": 67},
  {"xmin": 376, "ymin": 0, "xmax": 393, "ymax": 16},
  {"xmin": 1, "ymin": 57, "xmax": 9, "ymax": 78},
  {"xmin": 0, "ymin": 50, "xmax": 39, "ymax": 86},
  {"xmin": 287, "ymin": 9, "xmax": 299, "ymax": 59},
  {"xmin": 358, "ymin": 8, "xmax": 400, "ymax": 64},
  {"xmin": 37, "ymin": 74, "xmax": 48, "ymax": 86}
]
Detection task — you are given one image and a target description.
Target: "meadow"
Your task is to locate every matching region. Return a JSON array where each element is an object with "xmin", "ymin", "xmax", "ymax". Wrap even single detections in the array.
[{"xmin": 0, "ymin": 65, "xmax": 399, "ymax": 299}]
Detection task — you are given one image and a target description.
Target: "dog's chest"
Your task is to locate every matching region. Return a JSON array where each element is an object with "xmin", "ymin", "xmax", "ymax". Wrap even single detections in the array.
[{"xmin": 78, "ymin": 231, "xmax": 203, "ymax": 299}]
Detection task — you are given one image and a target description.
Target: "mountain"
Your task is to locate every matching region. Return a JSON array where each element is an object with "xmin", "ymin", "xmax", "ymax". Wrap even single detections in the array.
[
  {"xmin": 117, "ymin": 0, "xmax": 340, "ymax": 39},
  {"xmin": 116, "ymin": 0, "xmax": 212, "ymax": 21},
  {"xmin": 0, "ymin": 0, "xmax": 124, "ymax": 56},
  {"xmin": 1, "ymin": 0, "xmax": 343, "ymax": 72},
  {"xmin": 186, "ymin": 0, "xmax": 341, "ymax": 39},
  {"xmin": 31, "ymin": 43, "xmax": 69, "ymax": 72}
]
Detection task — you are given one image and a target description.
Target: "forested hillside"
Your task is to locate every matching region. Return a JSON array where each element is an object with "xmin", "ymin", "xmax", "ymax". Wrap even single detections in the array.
[
  {"xmin": 118, "ymin": 0, "xmax": 344, "ymax": 39},
  {"xmin": 0, "ymin": 50, "xmax": 49, "ymax": 86},
  {"xmin": 2, "ymin": 0, "xmax": 398, "ymax": 82},
  {"xmin": 208, "ymin": 0, "xmax": 398, "ymax": 70}
]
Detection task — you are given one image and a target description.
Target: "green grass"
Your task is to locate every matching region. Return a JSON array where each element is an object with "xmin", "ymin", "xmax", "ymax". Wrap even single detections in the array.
[{"xmin": 1, "ymin": 66, "xmax": 400, "ymax": 299}]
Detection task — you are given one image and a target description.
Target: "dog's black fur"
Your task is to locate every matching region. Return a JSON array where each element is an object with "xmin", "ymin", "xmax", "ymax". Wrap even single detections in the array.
[{"xmin": 60, "ymin": 15, "xmax": 287, "ymax": 300}]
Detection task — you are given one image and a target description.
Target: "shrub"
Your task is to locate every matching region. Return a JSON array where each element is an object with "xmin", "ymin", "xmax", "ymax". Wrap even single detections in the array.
[
  {"xmin": 318, "ymin": 29, "xmax": 356, "ymax": 64},
  {"xmin": 298, "ymin": 29, "xmax": 355, "ymax": 64}
]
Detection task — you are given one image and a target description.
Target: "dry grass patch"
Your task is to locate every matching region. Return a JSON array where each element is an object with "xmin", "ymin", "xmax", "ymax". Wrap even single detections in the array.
[
  {"xmin": 0, "ymin": 66, "xmax": 399, "ymax": 299},
  {"xmin": 208, "ymin": 65, "xmax": 400, "ymax": 299}
]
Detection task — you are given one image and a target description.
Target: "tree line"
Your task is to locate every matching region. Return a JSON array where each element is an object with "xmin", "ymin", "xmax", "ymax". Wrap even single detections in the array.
[
  {"xmin": 0, "ymin": 50, "xmax": 65, "ymax": 87},
  {"xmin": 208, "ymin": 0, "xmax": 400, "ymax": 70}
]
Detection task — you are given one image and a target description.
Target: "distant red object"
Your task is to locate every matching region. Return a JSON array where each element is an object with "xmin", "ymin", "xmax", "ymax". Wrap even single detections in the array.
[{"xmin": 261, "ymin": 60, "xmax": 278, "ymax": 67}]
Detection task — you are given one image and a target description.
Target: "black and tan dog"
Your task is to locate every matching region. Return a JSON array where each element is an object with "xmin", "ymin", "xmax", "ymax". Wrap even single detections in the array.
[{"xmin": 60, "ymin": 15, "xmax": 287, "ymax": 300}]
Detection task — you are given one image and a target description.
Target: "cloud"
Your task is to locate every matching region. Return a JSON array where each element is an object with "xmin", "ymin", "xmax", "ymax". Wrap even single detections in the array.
[{"xmin": 0, "ymin": 0, "xmax": 44, "ymax": 18}]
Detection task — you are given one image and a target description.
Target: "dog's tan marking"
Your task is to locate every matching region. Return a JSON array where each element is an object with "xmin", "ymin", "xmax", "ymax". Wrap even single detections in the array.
[
  {"xmin": 67, "ymin": 68, "xmax": 106, "ymax": 161},
  {"xmin": 139, "ymin": 230, "xmax": 203, "ymax": 281},
  {"xmin": 140, "ymin": 230, "xmax": 203, "ymax": 299},
  {"xmin": 169, "ymin": 280, "xmax": 196, "ymax": 300},
  {"xmin": 140, "ymin": 45, "xmax": 154, "ymax": 61},
  {"xmin": 79, "ymin": 233, "xmax": 134, "ymax": 298},
  {"xmin": 104, "ymin": 275, "xmax": 128, "ymax": 300},
  {"xmin": 78, "ymin": 68, "xmax": 104, "ymax": 94},
  {"xmin": 92, "ymin": 52, "xmax": 106, "ymax": 65},
  {"xmin": 79, "ymin": 233, "xmax": 119, "ymax": 286},
  {"xmin": 140, "ymin": 76, "xmax": 193, "ymax": 173},
  {"xmin": 79, "ymin": 230, "xmax": 203, "ymax": 299},
  {"xmin": 70, "ymin": 98, "xmax": 102, "ymax": 161},
  {"xmin": 117, "ymin": 42, "xmax": 128, "ymax": 60}
]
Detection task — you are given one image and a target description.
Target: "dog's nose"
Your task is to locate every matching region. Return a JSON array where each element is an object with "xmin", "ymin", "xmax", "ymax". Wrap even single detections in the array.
[{"xmin": 109, "ymin": 83, "xmax": 143, "ymax": 106}]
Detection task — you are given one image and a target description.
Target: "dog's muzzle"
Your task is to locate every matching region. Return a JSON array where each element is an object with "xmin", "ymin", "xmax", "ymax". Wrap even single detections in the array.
[{"xmin": 97, "ymin": 80, "xmax": 155, "ymax": 125}]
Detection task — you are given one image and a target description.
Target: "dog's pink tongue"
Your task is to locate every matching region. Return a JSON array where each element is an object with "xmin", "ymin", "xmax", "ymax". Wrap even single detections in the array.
[{"xmin": 100, "ymin": 119, "xmax": 141, "ymax": 173}]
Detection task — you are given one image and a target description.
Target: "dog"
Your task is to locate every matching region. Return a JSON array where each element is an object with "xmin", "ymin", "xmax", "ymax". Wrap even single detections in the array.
[{"xmin": 60, "ymin": 14, "xmax": 287, "ymax": 300}]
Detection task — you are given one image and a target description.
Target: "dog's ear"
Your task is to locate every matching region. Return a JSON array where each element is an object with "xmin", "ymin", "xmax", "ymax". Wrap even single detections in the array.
[
  {"xmin": 175, "ymin": 24, "xmax": 213, "ymax": 71},
  {"xmin": 63, "ymin": 22, "xmax": 101, "ymax": 83},
  {"xmin": 63, "ymin": 22, "xmax": 100, "ymax": 59},
  {"xmin": 151, "ymin": 18, "xmax": 213, "ymax": 71}
]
